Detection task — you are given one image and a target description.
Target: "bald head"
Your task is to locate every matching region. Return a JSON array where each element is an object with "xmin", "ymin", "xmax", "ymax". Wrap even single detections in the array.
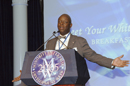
[{"xmin": 58, "ymin": 14, "xmax": 72, "ymax": 24}]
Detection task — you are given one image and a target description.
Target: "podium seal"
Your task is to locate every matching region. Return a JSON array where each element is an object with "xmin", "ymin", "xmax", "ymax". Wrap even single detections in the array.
[{"xmin": 31, "ymin": 50, "xmax": 66, "ymax": 86}]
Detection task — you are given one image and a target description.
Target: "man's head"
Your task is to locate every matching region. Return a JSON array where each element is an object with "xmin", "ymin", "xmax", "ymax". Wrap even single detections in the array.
[{"xmin": 57, "ymin": 14, "xmax": 72, "ymax": 35}]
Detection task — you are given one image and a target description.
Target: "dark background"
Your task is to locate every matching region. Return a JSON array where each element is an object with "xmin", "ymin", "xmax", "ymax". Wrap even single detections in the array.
[{"xmin": 0, "ymin": 0, "xmax": 44, "ymax": 86}]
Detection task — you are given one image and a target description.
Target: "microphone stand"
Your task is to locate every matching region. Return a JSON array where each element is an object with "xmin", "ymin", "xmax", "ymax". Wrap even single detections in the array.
[{"xmin": 36, "ymin": 31, "xmax": 58, "ymax": 51}]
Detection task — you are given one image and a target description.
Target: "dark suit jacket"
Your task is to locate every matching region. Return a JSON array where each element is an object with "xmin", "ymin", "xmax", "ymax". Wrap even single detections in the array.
[{"xmin": 46, "ymin": 34, "xmax": 114, "ymax": 69}]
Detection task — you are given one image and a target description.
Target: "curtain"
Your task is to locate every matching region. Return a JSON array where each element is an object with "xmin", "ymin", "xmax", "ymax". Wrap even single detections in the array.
[
  {"xmin": 0, "ymin": 0, "xmax": 43, "ymax": 86},
  {"xmin": 28, "ymin": 0, "xmax": 44, "ymax": 51},
  {"xmin": 0, "ymin": 0, "xmax": 13, "ymax": 86}
]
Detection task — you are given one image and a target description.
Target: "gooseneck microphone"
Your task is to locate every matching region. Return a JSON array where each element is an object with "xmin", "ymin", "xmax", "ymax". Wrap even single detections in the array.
[{"xmin": 36, "ymin": 31, "xmax": 59, "ymax": 51}]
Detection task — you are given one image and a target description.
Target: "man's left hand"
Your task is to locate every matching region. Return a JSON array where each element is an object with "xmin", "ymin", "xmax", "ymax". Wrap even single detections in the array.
[{"xmin": 112, "ymin": 55, "xmax": 129, "ymax": 67}]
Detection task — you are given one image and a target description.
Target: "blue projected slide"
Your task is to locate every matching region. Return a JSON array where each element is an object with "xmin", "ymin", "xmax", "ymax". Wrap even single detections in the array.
[{"xmin": 44, "ymin": 0, "xmax": 130, "ymax": 86}]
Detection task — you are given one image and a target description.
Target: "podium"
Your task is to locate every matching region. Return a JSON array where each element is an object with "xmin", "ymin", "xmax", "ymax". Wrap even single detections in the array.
[{"xmin": 21, "ymin": 49, "xmax": 90, "ymax": 86}]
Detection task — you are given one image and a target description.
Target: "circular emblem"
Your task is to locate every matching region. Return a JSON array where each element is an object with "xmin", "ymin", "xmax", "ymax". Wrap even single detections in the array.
[{"xmin": 31, "ymin": 50, "xmax": 66, "ymax": 86}]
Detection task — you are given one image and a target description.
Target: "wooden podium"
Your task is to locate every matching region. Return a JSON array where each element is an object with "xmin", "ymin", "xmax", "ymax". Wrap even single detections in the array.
[{"xmin": 21, "ymin": 49, "xmax": 90, "ymax": 86}]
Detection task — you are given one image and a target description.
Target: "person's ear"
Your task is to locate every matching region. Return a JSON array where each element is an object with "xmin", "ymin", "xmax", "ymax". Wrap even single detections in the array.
[{"xmin": 70, "ymin": 23, "xmax": 72, "ymax": 28}]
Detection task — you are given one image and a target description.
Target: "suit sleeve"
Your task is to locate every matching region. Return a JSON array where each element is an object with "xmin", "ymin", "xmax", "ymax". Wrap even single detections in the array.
[{"xmin": 79, "ymin": 37, "xmax": 114, "ymax": 69}]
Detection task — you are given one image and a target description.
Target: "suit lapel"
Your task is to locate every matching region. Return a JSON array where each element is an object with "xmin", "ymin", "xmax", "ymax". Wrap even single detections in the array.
[{"xmin": 68, "ymin": 34, "xmax": 76, "ymax": 49}]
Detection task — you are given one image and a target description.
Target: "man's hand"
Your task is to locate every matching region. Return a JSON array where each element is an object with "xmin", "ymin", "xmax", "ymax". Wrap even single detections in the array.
[
  {"xmin": 112, "ymin": 55, "xmax": 129, "ymax": 67},
  {"xmin": 12, "ymin": 70, "xmax": 22, "ymax": 82}
]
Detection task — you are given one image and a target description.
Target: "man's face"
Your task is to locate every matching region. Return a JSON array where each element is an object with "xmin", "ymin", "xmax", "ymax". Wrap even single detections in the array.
[{"xmin": 57, "ymin": 15, "xmax": 72, "ymax": 35}]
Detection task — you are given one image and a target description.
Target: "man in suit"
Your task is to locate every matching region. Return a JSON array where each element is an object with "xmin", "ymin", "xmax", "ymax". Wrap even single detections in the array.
[{"xmin": 45, "ymin": 14, "xmax": 129, "ymax": 69}]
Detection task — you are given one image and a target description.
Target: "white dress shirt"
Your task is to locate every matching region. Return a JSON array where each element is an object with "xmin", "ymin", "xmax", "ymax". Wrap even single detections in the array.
[{"xmin": 55, "ymin": 33, "xmax": 70, "ymax": 50}]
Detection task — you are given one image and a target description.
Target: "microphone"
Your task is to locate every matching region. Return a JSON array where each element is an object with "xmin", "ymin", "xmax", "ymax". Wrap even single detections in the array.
[
  {"xmin": 53, "ymin": 30, "xmax": 60, "ymax": 34},
  {"xmin": 36, "ymin": 31, "xmax": 59, "ymax": 51}
]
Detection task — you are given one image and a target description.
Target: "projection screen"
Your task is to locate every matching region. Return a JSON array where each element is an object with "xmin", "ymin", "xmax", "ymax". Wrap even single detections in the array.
[{"xmin": 44, "ymin": 0, "xmax": 130, "ymax": 86}]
